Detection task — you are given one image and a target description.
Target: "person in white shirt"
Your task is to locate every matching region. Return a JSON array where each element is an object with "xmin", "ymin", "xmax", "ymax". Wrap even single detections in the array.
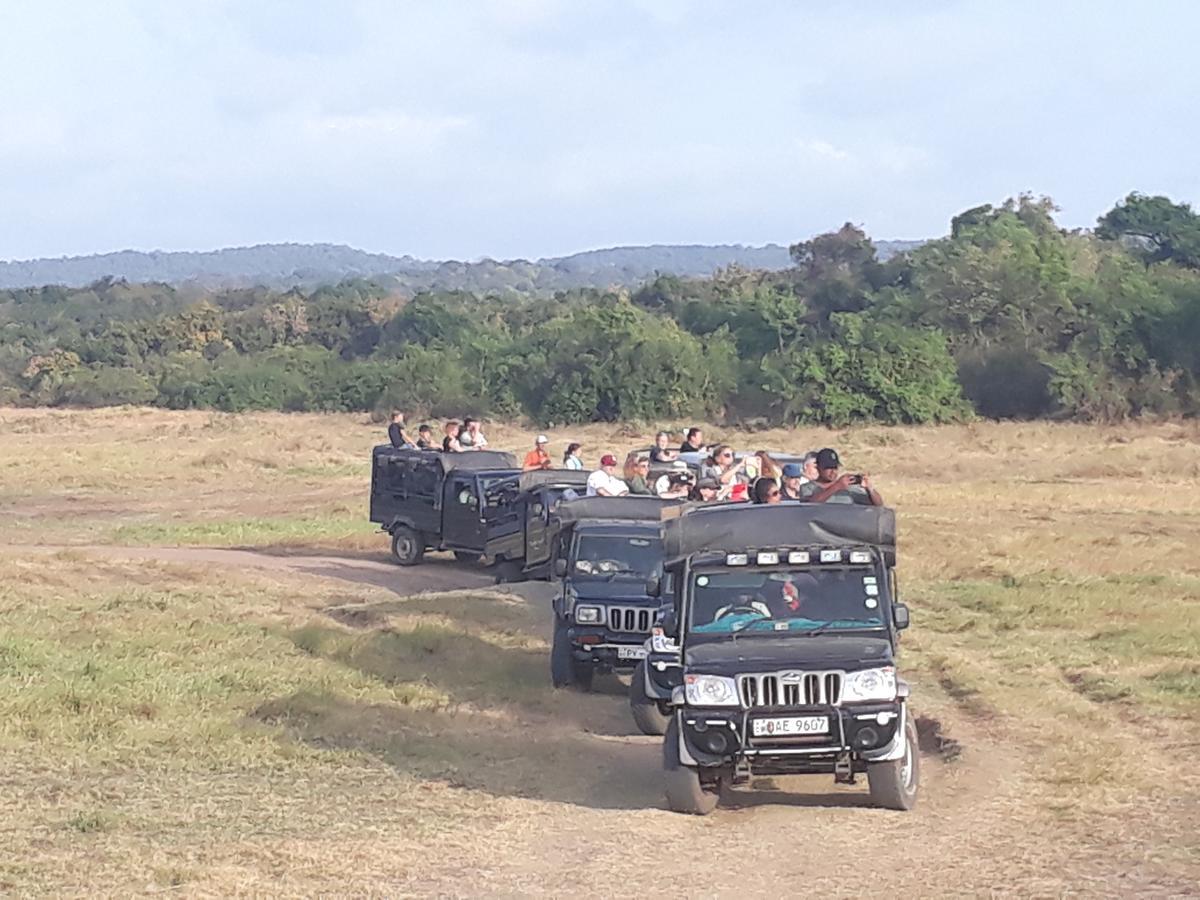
[
  {"xmin": 458, "ymin": 417, "xmax": 488, "ymax": 450},
  {"xmin": 586, "ymin": 454, "xmax": 629, "ymax": 497}
]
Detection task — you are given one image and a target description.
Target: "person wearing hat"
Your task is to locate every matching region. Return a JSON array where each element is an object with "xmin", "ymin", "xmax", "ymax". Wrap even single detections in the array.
[
  {"xmin": 653, "ymin": 460, "xmax": 694, "ymax": 500},
  {"xmin": 688, "ymin": 476, "xmax": 721, "ymax": 503},
  {"xmin": 799, "ymin": 448, "xmax": 883, "ymax": 506},
  {"xmin": 780, "ymin": 462, "xmax": 807, "ymax": 500},
  {"xmin": 523, "ymin": 435, "xmax": 554, "ymax": 471},
  {"xmin": 586, "ymin": 453, "xmax": 630, "ymax": 497}
]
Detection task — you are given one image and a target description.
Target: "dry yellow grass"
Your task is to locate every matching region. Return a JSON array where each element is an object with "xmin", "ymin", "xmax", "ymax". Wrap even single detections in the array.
[{"xmin": 1, "ymin": 407, "xmax": 1199, "ymax": 895}]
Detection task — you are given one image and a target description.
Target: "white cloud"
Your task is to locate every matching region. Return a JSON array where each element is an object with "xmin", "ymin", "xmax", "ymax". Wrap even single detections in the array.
[{"xmin": 0, "ymin": 0, "xmax": 1198, "ymax": 259}]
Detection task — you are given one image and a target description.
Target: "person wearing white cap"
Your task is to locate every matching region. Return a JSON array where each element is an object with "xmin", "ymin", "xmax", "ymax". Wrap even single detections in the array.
[{"xmin": 523, "ymin": 434, "xmax": 554, "ymax": 471}]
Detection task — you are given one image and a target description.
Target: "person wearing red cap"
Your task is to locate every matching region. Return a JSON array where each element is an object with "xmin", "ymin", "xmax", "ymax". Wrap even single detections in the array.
[{"xmin": 586, "ymin": 453, "xmax": 629, "ymax": 497}]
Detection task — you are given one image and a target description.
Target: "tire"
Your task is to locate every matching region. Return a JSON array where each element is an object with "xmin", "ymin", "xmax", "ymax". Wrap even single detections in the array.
[
  {"xmin": 867, "ymin": 714, "xmax": 920, "ymax": 811},
  {"xmin": 453, "ymin": 551, "xmax": 481, "ymax": 563},
  {"xmin": 571, "ymin": 659, "xmax": 594, "ymax": 692},
  {"xmin": 663, "ymin": 718, "xmax": 720, "ymax": 815},
  {"xmin": 550, "ymin": 619, "xmax": 574, "ymax": 688},
  {"xmin": 390, "ymin": 526, "xmax": 424, "ymax": 566},
  {"xmin": 494, "ymin": 559, "xmax": 525, "ymax": 584},
  {"xmin": 629, "ymin": 659, "xmax": 670, "ymax": 736}
]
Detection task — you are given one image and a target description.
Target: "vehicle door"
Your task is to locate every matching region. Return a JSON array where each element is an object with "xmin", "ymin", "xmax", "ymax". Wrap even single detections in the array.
[
  {"xmin": 523, "ymin": 488, "xmax": 554, "ymax": 567},
  {"xmin": 442, "ymin": 474, "xmax": 487, "ymax": 551},
  {"xmin": 481, "ymin": 475, "xmax": 523, "ymax": 560}
]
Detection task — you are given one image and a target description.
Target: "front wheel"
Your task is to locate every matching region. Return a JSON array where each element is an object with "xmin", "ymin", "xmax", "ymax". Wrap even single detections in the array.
[
  {"xmin": 630, "ymin": 659, "xmax": 670, "ymax": 736},
  {"xmin": 550, "ymin": 619, "xmax": 574, "ymax": 688},
  {"xmin": 663, "ymin": 718, "xmax": 720, "ymax": 815},
  {"xmin": 867, "ymin": 714, "xmax": 920, "ymax": 811},
  {"xmin": 390, "ymin": 526, "xmax": 424, "ymax": 566}
]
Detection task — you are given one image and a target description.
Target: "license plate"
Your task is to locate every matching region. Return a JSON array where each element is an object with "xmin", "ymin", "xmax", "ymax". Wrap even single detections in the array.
[
  {"xmin": 617, "ymin": 646, "xmax": 648, "ymax": 660},
  {"xmin": 752, "ymin": 715, "xmax": 829, "ymax": 737}
]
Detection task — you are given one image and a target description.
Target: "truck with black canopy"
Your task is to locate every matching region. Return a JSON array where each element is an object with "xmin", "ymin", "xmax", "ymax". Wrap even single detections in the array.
[
  {"xmin": 549, "ymin": 496, "xmax": 683, "ymax": 691},
  {"xmin": 369, "ymin": 446, "xmax": 591, "ymax": 570},
  {"xmin": 650, "ymin": 502, "xmax": 917, "ymax": 814},
  {"xmin": 485, "ymin": 468, "xmax": 591, "ymax": 581}
]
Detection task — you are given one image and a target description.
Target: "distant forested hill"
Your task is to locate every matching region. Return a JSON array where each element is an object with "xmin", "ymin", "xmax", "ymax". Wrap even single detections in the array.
[{"xmin": 0, "ymin": 240, "xmax": 923, "ymax": 292}]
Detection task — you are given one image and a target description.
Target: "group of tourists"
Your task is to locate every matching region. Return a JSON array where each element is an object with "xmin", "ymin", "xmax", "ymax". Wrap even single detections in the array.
[
  {"xmin": 386, "ymin": 413, "xmax": 882, "ymax": 507},
  {"xmin": 578, "ymin": 428, "xmax": 883, "ymax": 507},
  {"xmin": 387, "ymin": 411, "xmax": 490, "ymax": 453}
]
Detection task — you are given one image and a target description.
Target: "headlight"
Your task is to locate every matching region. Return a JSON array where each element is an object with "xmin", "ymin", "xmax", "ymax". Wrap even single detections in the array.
[
  {"xmin": 574, "ymin": 605, "xmax": 603, "ymax": 624},
  {"xmin": 841, "ymin": 666, "xmax": 897, "ymax": 702},
  {"xmin": 684, "ymin": 674, "xmax": 740, "ymax": 707}
]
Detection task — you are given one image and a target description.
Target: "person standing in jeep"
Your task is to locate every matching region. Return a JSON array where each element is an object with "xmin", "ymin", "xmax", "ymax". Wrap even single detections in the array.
[
  {"xmin": 679, "ymin": 427, "xmax": 706, "ymax": 454},
  {"xmin": 387, "ymin": 410, "xmax": 413, "ymax": 449},
  {"xmin": 800, "ymin": 448, "xmax": 883, "ymax": 506}
]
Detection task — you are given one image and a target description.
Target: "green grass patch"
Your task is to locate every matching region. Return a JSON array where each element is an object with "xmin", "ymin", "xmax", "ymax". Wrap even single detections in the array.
[
  {"xmin": 0, "ymin": 573, "xmax": 408, "ymax": 768},
  {"xmin": 911, "ymin": 572, "xmax": 1200, "ymax": 715},
  {"xmin": 288, "ymin": 619, "xmax": 546, "ymax": 710},
  {"xmin": 111, "ymin": 515, "xmax": 376, "ymax": 547}
]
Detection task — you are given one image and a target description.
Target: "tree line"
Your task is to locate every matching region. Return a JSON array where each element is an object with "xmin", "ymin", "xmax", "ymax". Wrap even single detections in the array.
[{"xmin": 3, "ymin": 192, "xmax": 1200, "ymax": 426}]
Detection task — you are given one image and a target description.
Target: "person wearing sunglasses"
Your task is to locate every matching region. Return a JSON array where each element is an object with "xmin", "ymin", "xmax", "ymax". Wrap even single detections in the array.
[
  {"xmin": 751, "ymin": 477, "xmax": 782, "ymax": 504},
  {"xmin": 700, "ymin": 443, "xmax": 747, "ymax": 488}
]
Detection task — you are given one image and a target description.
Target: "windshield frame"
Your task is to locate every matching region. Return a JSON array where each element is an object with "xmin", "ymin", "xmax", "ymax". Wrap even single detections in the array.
[
  {"xmin": 568, "ymin": 530, "xmax": 664, "ymax": 582},
  {"xmin": 680, "ymin": 560, "xmax": 892, "ymax": 646}
]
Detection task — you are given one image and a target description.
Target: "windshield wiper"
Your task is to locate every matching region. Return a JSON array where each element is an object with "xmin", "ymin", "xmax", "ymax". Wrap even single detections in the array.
[{"xmin": 798, "ymin": 621, "xmax": 839, "ymax": 637}]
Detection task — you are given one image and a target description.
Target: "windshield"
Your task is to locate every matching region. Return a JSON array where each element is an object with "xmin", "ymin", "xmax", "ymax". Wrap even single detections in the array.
[
  {"xmin": 687, "ymin": 568, "xmax": 884, "ymax": 637},
  {"xmin": 572, "ymin": 535, "xmax": 663, "ymax": 580}
]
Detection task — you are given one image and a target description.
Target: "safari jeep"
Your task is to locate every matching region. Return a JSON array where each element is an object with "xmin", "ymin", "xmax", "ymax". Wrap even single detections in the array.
[
  {"xmin": 370, "ymin": 447, "xmax": 595, "ymax": 575},
  {"xmin": 657, "ymin": 502, "xmax": 917, "ymax": 814},
  {"xmin": 549, "ymin": 497, "xmax": 679, "ymax": 691}
]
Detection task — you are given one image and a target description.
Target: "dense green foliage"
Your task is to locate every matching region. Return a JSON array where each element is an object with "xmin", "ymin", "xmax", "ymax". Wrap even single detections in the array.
[{"xmin": 4, "ymin": 194, "xmax": 1200, "ymax": 425}]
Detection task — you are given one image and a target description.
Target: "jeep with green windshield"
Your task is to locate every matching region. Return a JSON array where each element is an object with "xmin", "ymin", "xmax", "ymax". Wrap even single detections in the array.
[{"xmin": 656, "ymin": 502, "xmax": 917, "ymax": 814}]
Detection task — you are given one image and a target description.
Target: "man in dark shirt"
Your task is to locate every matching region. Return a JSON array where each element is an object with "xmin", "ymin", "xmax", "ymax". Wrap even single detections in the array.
[
  {"xmin": 799, "ymin": 448, "xmax": 883, "ymax": 506},
  {"xmin": 679, "ymin": 427, "xmax": 706, "ymax": 454},
  {"xmin": 387, "ymin": 410, "xmax": 413, "ymax": 449},
  {"xmin": 416, "ymin": 424, "xmax": 436, "ymax": 450}
]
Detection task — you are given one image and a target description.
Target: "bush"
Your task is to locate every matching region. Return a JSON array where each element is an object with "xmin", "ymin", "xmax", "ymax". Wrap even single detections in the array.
[{"xmin": 760, "ymin": 315, "xmax": 971, "ymax": 426}]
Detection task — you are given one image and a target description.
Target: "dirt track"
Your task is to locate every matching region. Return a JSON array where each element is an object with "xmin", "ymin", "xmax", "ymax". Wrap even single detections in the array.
[{"xmin": 23, "ymin": 543, "xmax": 1197, "ymax": 896}]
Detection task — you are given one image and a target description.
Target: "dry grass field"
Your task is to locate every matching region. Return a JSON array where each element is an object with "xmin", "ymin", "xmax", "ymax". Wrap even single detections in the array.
[{"xmin": 2, "ymin": 406, "xmax": 1199, "ymax": 896}]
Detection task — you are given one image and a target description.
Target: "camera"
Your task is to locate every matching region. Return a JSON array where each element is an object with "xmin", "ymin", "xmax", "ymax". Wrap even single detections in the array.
[
  {"xmin": 667, "ymin": 470, "xmax": 697, "ymax": 486},
  {"xmin": 848, "ymin": 474, "xmax": 864, "ymax": 485}
]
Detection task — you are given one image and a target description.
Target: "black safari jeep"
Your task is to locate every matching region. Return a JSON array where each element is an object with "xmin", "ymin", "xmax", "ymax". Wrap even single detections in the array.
[
  {"xmin": 549, "ymin": 496, "xmax": 680, "ymax": 691},
  {"xmin": 483, "ymin": 469, "xmax": 592, "ymax": 581},
  {"xmin": 656, "ymin": 502, "xmax": 917, "ymax": 814},
  {"xmin": 369, "ymin": 445, "xmax": 521, "ymax": 565}
]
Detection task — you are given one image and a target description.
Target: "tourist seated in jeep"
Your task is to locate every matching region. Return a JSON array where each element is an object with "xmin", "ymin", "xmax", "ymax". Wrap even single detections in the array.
[{"xmin": 800, "ymin": 448, "xmax": 883, "ymax": 506}]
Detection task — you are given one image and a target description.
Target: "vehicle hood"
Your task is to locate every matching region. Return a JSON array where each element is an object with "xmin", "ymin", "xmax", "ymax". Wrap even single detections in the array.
[
  {"xmin": 683, "ymin": 635, "xmax": 893, "ymax": 674},
  {"xmin": 567, "ymin": 580, "xmax": 654, "ymax": 603}
]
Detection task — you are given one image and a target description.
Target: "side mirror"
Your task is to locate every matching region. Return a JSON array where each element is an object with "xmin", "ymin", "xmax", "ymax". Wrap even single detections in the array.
[
  {"xmin": 893, "ymin": 603, "xmax": 910, "ymax": 631},
  {"xmin": 554, "ymin": 558, "xmax": 567, "ymax": 578},
  {"xmin": 661, "ymin": 608, "xmax": 679, "ymax": 636},
  {"xmin": 644, "ymin": 573, "xmax": 661, "ymax": 598}
]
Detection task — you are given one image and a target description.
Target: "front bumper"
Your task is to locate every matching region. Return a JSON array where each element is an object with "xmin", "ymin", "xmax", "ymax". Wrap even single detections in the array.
[
  {"xmin": 676, "ymin": 702, "xmax": 907, "ymax": 772},
  {"xmin": 567, "ymin": 626, "xmax": 649, "ymax": 671}
]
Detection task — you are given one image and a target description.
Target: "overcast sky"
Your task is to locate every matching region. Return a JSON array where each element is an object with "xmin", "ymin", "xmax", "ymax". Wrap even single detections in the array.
[{"xmin": 1, "ymin": 0, "xmax": 1197, "ymax": 262}]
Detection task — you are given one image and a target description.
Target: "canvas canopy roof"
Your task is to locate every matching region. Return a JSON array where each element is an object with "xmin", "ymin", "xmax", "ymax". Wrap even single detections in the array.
[
  {"xmin": 518, "ymin": 469, "xmax": 590, "ymax": 491},
  {"xmin": 661, "ymin": 502, "xmax": 896, "ymax": 562},
  {"xmin": 555, "ymin": 495, "xmax": 685, "ymax": 524},
  {"xmin": 372, "ymin": 445, "xmax": 517, "ymax": 472}
]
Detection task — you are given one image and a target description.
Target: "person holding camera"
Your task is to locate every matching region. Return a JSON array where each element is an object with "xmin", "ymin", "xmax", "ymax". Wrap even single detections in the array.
[
  {"xmin": 799, "ymin": 448, "xmax": 883, "ymax": 506},
  {"xmin": 654, "ymin": 460, "xmax": 694, "ymax": 500}
]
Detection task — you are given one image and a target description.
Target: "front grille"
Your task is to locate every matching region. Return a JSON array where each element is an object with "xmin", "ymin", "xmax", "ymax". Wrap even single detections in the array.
[
  {"xmin": 607, "ymin": 605, "xmax": 653, "ymax": 633},
  {"xmin": 737, "ymin": 671, "xmax": 843, "ymax": 708}
]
